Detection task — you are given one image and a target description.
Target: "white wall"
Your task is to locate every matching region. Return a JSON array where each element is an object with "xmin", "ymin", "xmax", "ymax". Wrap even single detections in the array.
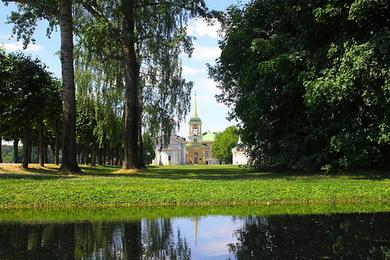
[{"xmin": 232, "ymin": 149, "xmax": 249, "ymax": 165}]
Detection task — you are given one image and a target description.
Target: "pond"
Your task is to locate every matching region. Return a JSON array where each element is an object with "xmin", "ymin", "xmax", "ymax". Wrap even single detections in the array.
[{"xmin": 0, "ymin": 211, "xmax": 389, "ymax": 259}]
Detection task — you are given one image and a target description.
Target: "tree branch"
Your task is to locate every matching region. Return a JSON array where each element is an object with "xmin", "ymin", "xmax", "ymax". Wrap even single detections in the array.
[
  {"xmin": 81, "ymin": 0, "xmax": 123, "ymax": 43},
  {"xmin": 2, "ymin": 0, "xmax": 58, "ymax": 16},
  {"xmin": 135, "ymin": 1, "xmax": 210, "ymax": 18}
]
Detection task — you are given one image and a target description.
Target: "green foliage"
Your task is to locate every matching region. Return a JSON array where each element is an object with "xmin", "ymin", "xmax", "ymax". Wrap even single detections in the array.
[
  {"xmin": 143, "ymin": 133, "xmax": 156, "ymax": 165},
  {"xmin": 0, "ymin": 52, "xmax": 60, "ymax": 142},
  {"xmin": 4, "ymin": 0, "xmax": 209, "ymax": 168},
  {"xmin": 73, "ymin": 53, "xmax": 125, "ymax": 163},
  {"xmin": 1, "ymin": 145, "xmax": 54, "ymax": 163},
  {"xmin": 1, "ymin": 145, "xmax": 20, "ymax": 163},
  {"xmin": 212, "ymin": 126, "xmax": 239, "ymax": 163},
  {"xmin": 4, "ymin": 0, "xmax": 58, "ymax": 48},
  {"xmin": 210, "ymin": 0, "xmax": 390, "ymax": 172},
  {"xmin": 72, "ymin": 0, "xmax": 207, "ymax": 148}
]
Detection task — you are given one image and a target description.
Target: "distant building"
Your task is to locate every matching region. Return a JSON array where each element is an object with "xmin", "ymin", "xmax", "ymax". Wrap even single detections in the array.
[
  {"xmin": 232, "ymin": 138, "xmax": 250, "ymax": 165},
  {"xmin": 202, "ymin": 131, "xmax": 219, "ymax": 165},
  {"xmin": 153, "ymin": 94, "xmax": 220, "ymax": 165},
  {"xmin": 185, "ymin": 94, "xmax": 220, "ymax": 165},
  {"xmin": 152, "ymin": 124, "xmax": 187, "ymax": 166}
]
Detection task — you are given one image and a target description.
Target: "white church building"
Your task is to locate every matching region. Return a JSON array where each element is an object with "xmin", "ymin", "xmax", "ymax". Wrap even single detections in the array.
[
  {"xmin": 152, "ymin": 94, "xmax": 250, "ymax": 166},
  {"xmin": 232, "ymin": 138, "xmax": 250, "ymax": 165},
  {"xmin": 152, "ymin": 126, "xmax": 187, "ymax": 166}
]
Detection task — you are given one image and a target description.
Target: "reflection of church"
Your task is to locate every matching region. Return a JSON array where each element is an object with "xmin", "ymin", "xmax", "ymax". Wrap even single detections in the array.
[{"xmin": 152, "ymin": 94, "xmax": 220, "ymax": 166}]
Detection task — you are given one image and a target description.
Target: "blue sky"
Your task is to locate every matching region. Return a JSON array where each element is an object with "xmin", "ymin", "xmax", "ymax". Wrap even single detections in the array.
[{"xmin": 0, "ymin": 0, "xmax": 248, "ymax": 138}]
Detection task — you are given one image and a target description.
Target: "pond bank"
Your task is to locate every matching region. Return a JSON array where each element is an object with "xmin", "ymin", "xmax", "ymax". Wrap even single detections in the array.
[{"xmin": 1, "ymin": 204, "xmax": 390, "ymax": 223}]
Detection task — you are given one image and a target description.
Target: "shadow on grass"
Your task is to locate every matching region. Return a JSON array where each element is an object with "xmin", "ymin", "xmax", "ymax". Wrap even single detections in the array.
[
  {"xmin": 1, "ymin": 164, "xmax": 389, "ymax": 181},
  {"xmin": 0, "ymin": 173, "xmax": 72, "ymax": 180},
  {"xmin": 80, "ymin": 165, "xmax": 121, "ymax": 175},
  {"xmin": 82, "ymin": 166, "xmax": 390, "ymax": 181},
  {"xmin": 78, "ymin": 166, "xmax": 311, "ymax": 181}
]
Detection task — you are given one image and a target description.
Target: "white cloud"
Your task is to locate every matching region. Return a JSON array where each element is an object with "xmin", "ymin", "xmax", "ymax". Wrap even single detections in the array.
[
  {"xmin": 192, "ymin": 45, "xmax": 221, "ymax": 60},
  {"xmin": 193, "ymin": 78, "xmax": 225, "ymax": 108},
  {"xmin": 0, "ymin": 42, "xmax": 43, "ymax": 52},
  {"xmin": 196, "ymin": 78, "xmax": 220, "ymax": 92},
  {"xmin": 188, "ymin": 19, "xmax": 221, "ymax": 39},
  {"xmin": 182, "ymin": 65, "xmax": 203, "ymax": 76},
  {"xmin": 197, "ymin": 95, "xmax": 224, "ymax": 108}
]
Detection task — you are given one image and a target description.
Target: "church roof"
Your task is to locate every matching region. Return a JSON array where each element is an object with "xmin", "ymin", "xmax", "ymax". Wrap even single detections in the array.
[
  {"xmin": 202, "ymin": 131, "xmax": 216, "ymax": 142},
  {"xmin": 189, "ymin": 116, "xmax": 202, "ymax": 123}
]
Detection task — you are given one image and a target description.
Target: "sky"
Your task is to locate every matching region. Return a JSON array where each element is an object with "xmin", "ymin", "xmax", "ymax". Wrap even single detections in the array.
[{"xmin": 0, "ymin": 0, "xmax": 249, "ymax": 138}]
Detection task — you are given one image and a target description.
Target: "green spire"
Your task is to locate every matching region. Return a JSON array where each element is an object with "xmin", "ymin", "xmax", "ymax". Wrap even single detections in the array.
[
  {"xmin": 189, "ymin": 92, "xmax": 201, "ymax": 123},
  {"xmin": 194, "ymin": 92, "xmax": 198, "ymax": 117}
]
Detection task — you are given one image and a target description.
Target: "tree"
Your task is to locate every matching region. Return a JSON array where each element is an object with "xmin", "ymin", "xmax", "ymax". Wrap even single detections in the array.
[
  {"xmin": 3, "ymin": 0, "xmax": 81, "ymax": 173},
  {"xmin": 0, "ymin": 52, "xmax": 57, "ymax": 168},
  {"xmin": 58, "ymin": 0, "xmax": 81, "ymax": 173},
  {"xmin": 212, "ymin": 126, "xmax": 239, "ymax": 164},
  {"xmin": 73, "ymin": 50, "xmax": 125, "ymax": 166},
  {"xmin": 0, "ymin": 49, "xmax": 8, "ymax": 164},
  {"xmin": 210, "ymin": 0, "xmax": 390, "ymax": 172},
  {"xmin": 75, "ymin": 0, "xmax": 208, "ymax": 169},
  {"xmin": 142, "ymin": 133, "xmax": 156, "ymax": 165}
]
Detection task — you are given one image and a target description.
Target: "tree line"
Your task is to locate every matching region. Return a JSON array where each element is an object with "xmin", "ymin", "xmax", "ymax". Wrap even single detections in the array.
[
  {"xmin": 0, "ymin": 52, "xmax": 61, "ymax": 168},
  {"xmin": 1, "ymin": 0, "xmax": 210, "ymax": 172},
  {"xmin": 0, "ymin": 50, "xmax": 156, "ymax": 168},
  {"xmin": 210, "ymin": 0, "xmax": 390, "ymax": 172}
]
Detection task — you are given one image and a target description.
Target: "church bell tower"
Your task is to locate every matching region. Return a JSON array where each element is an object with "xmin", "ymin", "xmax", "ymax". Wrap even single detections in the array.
[
  {"xmin": 186, "ymin": 93, "xmax": 206, "ymax": 164},
  {"xmin": 188, "ymin": 93, "xmax": 202, "ymax": 144}
]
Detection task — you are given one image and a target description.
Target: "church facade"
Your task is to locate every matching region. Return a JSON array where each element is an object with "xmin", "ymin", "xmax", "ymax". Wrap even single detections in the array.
[
  {"xmin": 232, "ymin": 138, "xmax": 250, "ymax": 165},
  {"xmin": 153, "ymin": 95, "xmax": 220, "ymax": 166},
  {"xmin": 152, "ymin": 126, "xmax": 187, "ymax": 166}
]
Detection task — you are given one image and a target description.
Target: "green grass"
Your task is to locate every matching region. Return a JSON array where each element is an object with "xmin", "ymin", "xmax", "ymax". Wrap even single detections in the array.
[
  {"xmin": 0, "ymin": 164, "xmax": 389, "ymax": 213},
  {"xmin": 2, "ymin": 204, "xmax": 390, "ymax": 223}
]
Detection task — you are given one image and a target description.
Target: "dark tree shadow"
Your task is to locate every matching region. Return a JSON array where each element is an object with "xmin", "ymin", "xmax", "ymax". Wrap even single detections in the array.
[
  {"xmin": 1, "ymin": 164, "xmax": 389, "ymax": 181},
  {"xmin": 77, "ymin": 166, "xmax": 326, "ymax": 181},
  {"xmin": 0, "ymin": 173, "xmax": 73, "ymax": 180}
]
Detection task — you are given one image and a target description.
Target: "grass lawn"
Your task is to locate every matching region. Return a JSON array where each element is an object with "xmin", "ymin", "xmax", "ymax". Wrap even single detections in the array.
[{"xmin": 0, "ymin": 164, "xmax": 389, "ymax": 211}]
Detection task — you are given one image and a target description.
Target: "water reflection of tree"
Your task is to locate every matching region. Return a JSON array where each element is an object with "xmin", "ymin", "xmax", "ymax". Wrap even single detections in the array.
[
  {"xmin": 142, "ymin": 218, "xmax": 191, "ymax": 259},
  {"xmin": 0, "ymin": 219, "xmax": 191, "ymax": 259},
  {"xmin": 228, "ymin": 213, "xmax": 390, "ymax": 259},
  {"xmin": 0, "ymin": 223, "xmax": 75, "ymax": 259}
]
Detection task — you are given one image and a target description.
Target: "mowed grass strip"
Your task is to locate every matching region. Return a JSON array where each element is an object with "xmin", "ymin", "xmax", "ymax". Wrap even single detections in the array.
[{"xmin": 0, "ymin": 164, "xmax": 389, "ymax": 209}]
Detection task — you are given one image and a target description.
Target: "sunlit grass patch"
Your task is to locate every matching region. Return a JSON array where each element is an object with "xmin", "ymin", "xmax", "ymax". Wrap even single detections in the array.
[
  {"xmin": 113, "ymin": 168, "xmax": 143, "ymax": 175},
  {"xmin": 0, "ymin": 164, "xmax": 389, "ymax": 210},
  {"xmin": 0, "ymin": 164, "xmax": 59, "ymax": 175}
]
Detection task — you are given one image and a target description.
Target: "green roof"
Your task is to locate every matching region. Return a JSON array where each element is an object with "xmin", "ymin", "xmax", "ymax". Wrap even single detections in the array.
[
  {"xmin": 189, "ymin": 116, "xmax": 202, "ymax": 123},
  {"xmin": 202, "ymin": 131, "xmax": 216, "ymax": 142}
]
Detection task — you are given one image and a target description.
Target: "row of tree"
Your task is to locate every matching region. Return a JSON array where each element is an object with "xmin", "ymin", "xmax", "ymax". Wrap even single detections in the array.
[
  {"xmin": 211, "ymin": 0, "xmax": 390, "ymax": 172},
  {"xmin": 1, "ymin": 0, "xmax": 209, "ymax": 172},
  {"xmin": 0, "ymin": 50, "xmax": 158, "ymax": 167},
  {"xmin": 0, "ymin": 51, "xmax": 61, "ymax": 168}
]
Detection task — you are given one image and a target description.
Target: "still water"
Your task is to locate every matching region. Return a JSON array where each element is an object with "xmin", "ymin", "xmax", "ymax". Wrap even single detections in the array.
[{"xmin": 0, "ymin": 212, "xmax": 389, "ymax": 259}]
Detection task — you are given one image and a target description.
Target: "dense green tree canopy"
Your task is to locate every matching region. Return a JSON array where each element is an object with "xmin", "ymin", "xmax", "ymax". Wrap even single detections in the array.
[
  {"xmin": 0, "ymin": 51, "xmax": 61, "ymax": 167},
  {"xmin": 212, "ymin": 126, "xmax": 239, "ymax": 163},
  {"xmin": 210, "ymin": 0, "xmax": 390, "ymax": 171}
]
